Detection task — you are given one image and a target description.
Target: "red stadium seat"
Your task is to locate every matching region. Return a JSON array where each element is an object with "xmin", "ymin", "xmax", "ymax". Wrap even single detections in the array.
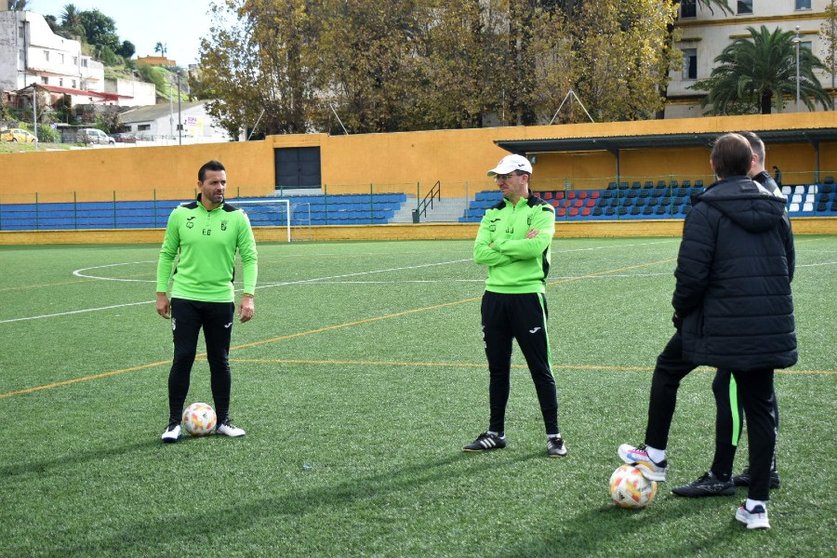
[
  {"xmin": 567, "ymin": 191, "xmax": 577, "ymax": 200},
  {"xmin": 586, "ymin": 199, "xmax": 596, "ymax": 207},
  {"xmin": 557, "ymin": 208, "xmax": 567, "ymax": 217},
  {"xmin": 590, "ymin": 191, "xmax": 601, "ymax": 199},
  {"xmin": 569, "ymin": 207, "xmax": 579, "ymax": 217},
  {"xmin": 582, "ymin": 208, "xmax": 591, "ymax": 216},
  {"xmin": 555, "ymin": 191, "xmax": 565, "ymax": 200},
  {"xmin": 543, "ymin": 191, "xmax": 553, "ymax": 200},
  {"xmin": 573, "ymin": 199, "xmax": 583, "ymax": 207},
  {"xmin": 578, "ymin": 191, "xmax": 588, "ymax": 200}
]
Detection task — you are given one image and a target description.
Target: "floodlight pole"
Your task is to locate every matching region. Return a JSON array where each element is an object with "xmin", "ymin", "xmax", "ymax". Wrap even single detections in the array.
[
  {"xmin": 32, "ymin": 83, "xmax": 38, "ymax": 147},
  {"xmin": 795, "ymin": 26, "xmax": 801, "ymax": 112}
]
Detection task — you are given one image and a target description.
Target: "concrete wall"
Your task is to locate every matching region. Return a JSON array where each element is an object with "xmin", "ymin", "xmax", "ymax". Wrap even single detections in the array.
[{"xmin": 1, "ymin": 112, "xmax": 835, "ymax": 203}]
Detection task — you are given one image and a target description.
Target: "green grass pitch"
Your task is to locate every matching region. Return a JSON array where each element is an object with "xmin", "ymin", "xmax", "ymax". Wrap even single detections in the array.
[{"xmin": 1, "ymin": 236, "xmax": 835, "ymax": 557}]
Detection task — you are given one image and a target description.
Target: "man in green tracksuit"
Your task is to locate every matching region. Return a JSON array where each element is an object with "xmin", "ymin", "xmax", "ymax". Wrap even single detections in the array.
[
  {"xmin": 156, "ymin": 160, "xmax": 258, "ymax": 443},
  {"xmin": 464, "ymin": 154, "xmax": 567, "ymax": 458}
]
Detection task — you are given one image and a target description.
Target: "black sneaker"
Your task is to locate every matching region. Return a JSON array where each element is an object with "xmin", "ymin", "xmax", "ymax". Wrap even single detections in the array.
[
  {"xmin": 671, "ymin": 471, "xmax": 735, "ymax": 497},
  {"xmin": 463, "ymin": 432, "xmax": 506, "ymax": 452},
  {"xmin": 732, "ymin": 467, "xmax": 781, "ymax": 489},
  {"xmin": 547, "ymin": 435, "xmax": 567, "ymax": 458}
]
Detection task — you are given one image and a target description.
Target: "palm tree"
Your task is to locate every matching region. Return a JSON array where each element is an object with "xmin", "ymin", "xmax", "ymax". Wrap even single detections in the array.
[
  {"xmin": 9, "ymin": 0, "xmax": 31, "ymax": 10},
  {"xmin": 155, "ymin": 42, "xmax": 168, "ymax": 57},
  {"xmin": 692, "ymin": 25, "xmax": 831, "ymax": 114}
]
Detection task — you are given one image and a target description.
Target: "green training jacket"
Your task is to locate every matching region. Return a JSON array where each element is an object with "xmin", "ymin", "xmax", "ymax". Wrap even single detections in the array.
[
  {"xmin": 156, "ymin": 197, "xmax": 258, "ymax": 303},
  {"xmin": 473, "ymin": 194, "xmax": 555, "ymax": 294}
]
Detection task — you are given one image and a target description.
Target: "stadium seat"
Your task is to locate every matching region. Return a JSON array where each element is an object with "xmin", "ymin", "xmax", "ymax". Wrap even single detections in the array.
[
  {"xmin": 822, "ymin": 184, "xmax": 833, "ymax": 194},
  {"xmin": 630, "ymin": 206, "xmax": 642, "ymax": 215},
  {"xmin": 655, "ymin": 205, "xmax": 667, "ymax": 215},
  {"xmin": 555, "ymin": 191, "xmax": 565, "ymax": 200},
  {"xmin": 585, "ymin": 199, "xmax": 596, "ymax": 208},
  {"xmin": 644, "ymin": 181, "xmax": 654, "ymax": 188},
  {"xmin": 656, "ymin": 180, "xmax": 667, "ymax": 188},
  {"xmin": 817, "ymin": 203, "xmax": 827, "ymax": 212},
  {"xmin": 803, "ymin": 202, "xmax": 814, "ymax": 212},
  {"xmin": 626, "ymin": 189, "xmax": 639, "ymax": 198},
  {"xmin": 582, "ymin": 208, "xmax": 591, "ymax": 216},
  {"xmin": 643, "ymin": 206, "xmax": 654, "ymax": 215},
  {"xmin": 607, "ymin": 182, "xmax": 617, "ymax": 190},
  {"xmin": 618, "ymin": 207, "xmax": 628, "ymax": 216},
  {"xmin": 569, "ymin": 208, "xmax": 579, "ymax": 217},
  {"xmin": 557, "ymin": 208, "xmax": 566, "ymax": 217},
  {"xmin": 638, "ymin": 189, "xmax": 651, "ymax": 198},
  {"xmin": 669, "ymin": 179, "xmax": 679, "ymax": 188},
  {"xmin": 694, "ymin": 179, "xmax": 704, "ymax": 188},
  {"xmin": 551, "ymin": 200, "xmax": 560, "ymax": 207},
  {"xmin": 542, "ymin": 191, "xmax": 553, "ymax": 200},
  {"xmin": 605, "ymin": 207, "xmax": 616, "ymax": 216},
  {"xmin": 631, "ymin": 181, "xmax": 641, "ymax": 189},
  {"xmin": 781, "ymin": 186, "xmax": 792, "ymax": 197},
  {"xmin": 793, "ymin": 185, "xmax": 806, "ymax": 196},
  {"xmin": 792, "ymin": 193, "xmax": 803, "ymax": 204},
  {"xmin": 809, "ymin": 184, "xmax": 818, "ymax": 194},
  {"xmin": 578, "ymin": 191, "xmax": 588, "ymax": 200},
  {"xmin": 825, "ymin": 176, "xmax": 835, "ymax": 184},
  {"xmin": 573, "ymin": 199, "xmax": 584, "ymax": 208},
  {"xmin": 832, "ymin": 201, "xmax": 837, "ymax": 211},
  {"xmin": 593, "ymin": 207, "xmax": 603, "ymax": 216},
  {"xmin": 682, "ymin": 179, "xmax": 691, "ymax": 188},
  {"xmin": 590, "ymin": 190, "xmax": 600, "ymax": 199},
  {"xmin": 789, "ymin": 202, "xmax": 800, "ymax": 212},
  {"xmin": 567, "ymin": 191, "xmax": 577, "ymax": 200}
]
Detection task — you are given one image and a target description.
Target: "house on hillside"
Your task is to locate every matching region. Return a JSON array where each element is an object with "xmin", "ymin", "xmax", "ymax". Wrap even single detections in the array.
[
  {"xmin": 0, "ymin": 9, "xmax": 154, "ymax": 108},
  {"xmin": 118, "ymin": 101, "xmax": 232, "ymax": 143}
]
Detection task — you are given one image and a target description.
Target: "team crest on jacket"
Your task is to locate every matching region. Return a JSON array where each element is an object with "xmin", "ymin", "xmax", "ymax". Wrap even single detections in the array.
[{"xmin": 221, "ymin": 220, "xmax": 228, "ymax": 231}]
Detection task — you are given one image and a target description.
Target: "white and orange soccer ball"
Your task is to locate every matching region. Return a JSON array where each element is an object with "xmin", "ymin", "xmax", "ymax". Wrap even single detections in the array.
[
  {"xmin": 609, "ymin": 464, "xmax": 658, "ymax": 509},
  {"xmin": 182, "ymin": 402, "xmax": 217, "ymax": 437}
]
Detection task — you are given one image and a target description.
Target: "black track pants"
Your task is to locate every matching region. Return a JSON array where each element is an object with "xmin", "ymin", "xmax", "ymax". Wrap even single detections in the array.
[
  {"xmin": 167, "ymin": 298, "xmax": 234, "ymax": 423},
  {"xmin": 481, "ymin": 291, "xmax": 559, "ymax": 436},
  {"xmin": 711, "ymin": 369, "xmax": 780, "ymax": 479}
]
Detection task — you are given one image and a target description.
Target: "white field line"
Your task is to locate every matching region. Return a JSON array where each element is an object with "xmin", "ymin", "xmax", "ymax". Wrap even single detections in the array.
[{"xmin": 3, "ymin": 240, "xmax": 831, "ymax": 324}]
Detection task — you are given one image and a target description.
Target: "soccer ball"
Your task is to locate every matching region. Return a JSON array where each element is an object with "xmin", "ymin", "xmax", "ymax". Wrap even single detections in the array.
[
  {"xmin": 182, "ymin": 402, "xmax": 217, "ymax": 436},
  {"xmin": 609, "ymin": 464, "xmax": 658, "ymax": 509}
]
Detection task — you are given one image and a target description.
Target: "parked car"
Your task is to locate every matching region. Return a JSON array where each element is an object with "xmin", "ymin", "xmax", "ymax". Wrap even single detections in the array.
[
  {"xmin": 78, "ymin": 128, "xmax": 115, "ymax": 145},
  {"xmin": 0, "ymin": 128, "xmax": 38, "ymax": 143},
  {"xmin": 109, "ymin": 132, "xmax": 137, "ymax": 143}
]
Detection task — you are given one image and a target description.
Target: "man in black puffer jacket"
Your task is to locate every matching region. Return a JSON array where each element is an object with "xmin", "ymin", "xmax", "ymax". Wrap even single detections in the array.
[{"xmin": 618, "ymin": 133, "xmax": 796, "ymax": 530}]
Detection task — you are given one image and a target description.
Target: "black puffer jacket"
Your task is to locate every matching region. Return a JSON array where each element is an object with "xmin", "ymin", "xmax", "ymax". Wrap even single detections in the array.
[{"xmin": 674, "ymin": 175, "xmax": 797, "ymax": 371}]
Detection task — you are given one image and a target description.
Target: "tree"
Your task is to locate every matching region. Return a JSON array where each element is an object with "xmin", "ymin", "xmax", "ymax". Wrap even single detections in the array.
[
  {"xmin": 59, "ymin": 4, "xmax": 85, "ymax": 40},
  {"xmin": 692, "ymin": 25, "xmax": 831, "ymax": 115},
  {"xmin": 118, "ymin": 40, "xmax": 136, "ymax": 60},
  {"xmin": 8, "ymin": 0, "xmax": 30, "ymax": 10},
  {"xmin": 154, "ymin": 42, "xmax": 168, "ymax": 57},
  {"xmin": 197, "ymin": 0, "xmax": 319, "ymax": 137},
  {"xmin": 821, "ymin": 0, "xmax": 837, "ymax": 108},
  {"xmin": 78, "ymin": 9, "xmax": 120, "ymax": 51}
]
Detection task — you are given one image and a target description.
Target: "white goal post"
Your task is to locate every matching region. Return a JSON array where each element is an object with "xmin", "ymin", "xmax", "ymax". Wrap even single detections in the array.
[{"xmin": 233, "ymin": 199, "xmax": 291, "ymax": 242}]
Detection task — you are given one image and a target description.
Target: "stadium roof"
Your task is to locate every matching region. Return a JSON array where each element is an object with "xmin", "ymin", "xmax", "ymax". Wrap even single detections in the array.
[{"xmin": 495, "ymin": 128, "xmax": 837, "ymax": 155}]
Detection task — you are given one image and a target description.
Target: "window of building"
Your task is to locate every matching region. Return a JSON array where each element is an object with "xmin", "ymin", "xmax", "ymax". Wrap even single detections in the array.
[
  {"xmin": 59, "ymin": 78, "xmax": 63, "ymax": 86},
  {"xmin": 681, "ymin": 0, "xmax": 696, "ymax": 18},
  {"xmin": 41, "ymin": 76, "xmax": 49, "ymax": 84},
  {"xmin": 137, "ymin": 124, "xmax": 151, "ymax": 131},
  {"xmin": 795, "ymin": 0, "xmax": 811, "ymax": 9},
  {"xmin": 43, "ymin": 50, "xmax": 50, "ymax": 61},
  {"xmin": 737, "ymin": 0, "xmax": 753, "ymax": 14},
  {"xmin": 18, "ymin": 24, "xmax": 24, "ymax": 39},
  {"xmin": 72, "ymin": 79, "xmax": 77, "ymax": 88},
  {"xmin": 59, "ymin": 53, "xmax": 65, "ymax": 64},
  {"xmin": 802, "ymin": 40, "xmax": 813, "ymax": 51},
  {"xmin": 81, "ymin": 58, "xmax": 88, "ymax": 68},
  {"xmin": 73, "ymin": 56, "xmax": 78, "ymax": 65},
  {"xmin": 682, "ymin": 48, "xmax": 698, "ymax": 80}
]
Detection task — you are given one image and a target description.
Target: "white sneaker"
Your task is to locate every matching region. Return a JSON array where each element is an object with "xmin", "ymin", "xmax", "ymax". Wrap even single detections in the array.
[
  {"xmin": 216, "ymin": 420, "xmax": 246, "ymax": 437},
  {"xmin": 736, "ymin": 503, "xmax": 770, "ymax": 530},
  {"xmin": 161, "ymin": 422, "xmax": 181, "ymax": 443}
]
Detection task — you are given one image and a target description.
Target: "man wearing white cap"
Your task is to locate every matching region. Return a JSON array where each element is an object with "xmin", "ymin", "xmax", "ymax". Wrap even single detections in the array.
[{"xmin": 464, "ymin": 154, "xmax": 567, "ymax": 458}]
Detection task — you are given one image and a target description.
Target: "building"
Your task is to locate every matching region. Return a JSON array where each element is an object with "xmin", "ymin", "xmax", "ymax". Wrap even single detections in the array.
[
  {"xmin": 0, "ymin": 9, "xmax": 104, "ymax": 93},
  {"xmin": 118, "ymin": 101, "xmax": 232, "ymax": 143},
  {"xmin": 667, "ymin": 0, "xmax": 834, "ymax": 118},
  {"xmin": 0, "ymin": 9, "xmax": 155, "ymax": 108}
]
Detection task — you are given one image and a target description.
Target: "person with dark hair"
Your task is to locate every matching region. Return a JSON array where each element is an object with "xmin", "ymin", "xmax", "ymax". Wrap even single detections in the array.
[
  {"xmin": 464, "ymin": 154, "xmax": 567, "ymax": 458},
  {"xmin": 618, "ymin": 133, "xmax": 796, "ymax": 530},
  {"xmin": 156, "ymin": 160, "xmax": 258, "ymax": 443},
  {"xmin": 773, "ymin": 165, "xmax": 782, "ymax": 187},
  {"xmin": 673, "ymin": 131, "xmax": 785, "ymax": 498}
]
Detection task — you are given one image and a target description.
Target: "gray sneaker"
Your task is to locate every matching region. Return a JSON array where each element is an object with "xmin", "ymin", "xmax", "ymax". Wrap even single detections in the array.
[
  {"xmin": 547, "ymin": 435, "xmax": 567, "ymax": 458},
  {"xmin": 735, "ymin": 502, "xmax": 770, "ymax": 529},
  {"xmin": 672, "ymin": 471, "xmax": 735, "ymax": 497}
]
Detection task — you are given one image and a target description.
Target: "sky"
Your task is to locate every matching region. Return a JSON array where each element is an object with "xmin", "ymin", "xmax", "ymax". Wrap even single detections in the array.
[{"xmin": 30, "ymin": 0, "xmax": 216, "ymax": 66}]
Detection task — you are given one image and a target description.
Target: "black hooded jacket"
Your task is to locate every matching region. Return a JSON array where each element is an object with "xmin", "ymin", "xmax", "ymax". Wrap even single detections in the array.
[{"xmin": 673, "ymin": 175, "xmax": 797, "ymax": 371}]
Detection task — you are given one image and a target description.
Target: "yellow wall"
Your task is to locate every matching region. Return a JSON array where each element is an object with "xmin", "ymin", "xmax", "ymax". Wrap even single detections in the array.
[{"xmin": 1, "ymin": 112, "xmax": 836, "ymax": 203}]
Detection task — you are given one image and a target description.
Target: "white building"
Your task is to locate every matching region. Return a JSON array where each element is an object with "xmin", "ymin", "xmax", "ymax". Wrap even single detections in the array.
[
  {"xmin": 667, "ymin": 0, "xmax": 833, "ymax": 118},
  {"xmin": 0, "ymin": 9, "xmax": 154, "ymax": 108},
  {"xmin": 118, "ymin": 101, "xmax": 232, "ymax": 143},
  {"xmin": 0, "ymin": 9, "xmax": 104, "ymax": 93}
]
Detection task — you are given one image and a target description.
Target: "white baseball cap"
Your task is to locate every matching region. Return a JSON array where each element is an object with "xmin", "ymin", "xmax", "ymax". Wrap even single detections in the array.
[{"xmin": 487, "ymin": 154, "xmax": 532, "ymax": 176}]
